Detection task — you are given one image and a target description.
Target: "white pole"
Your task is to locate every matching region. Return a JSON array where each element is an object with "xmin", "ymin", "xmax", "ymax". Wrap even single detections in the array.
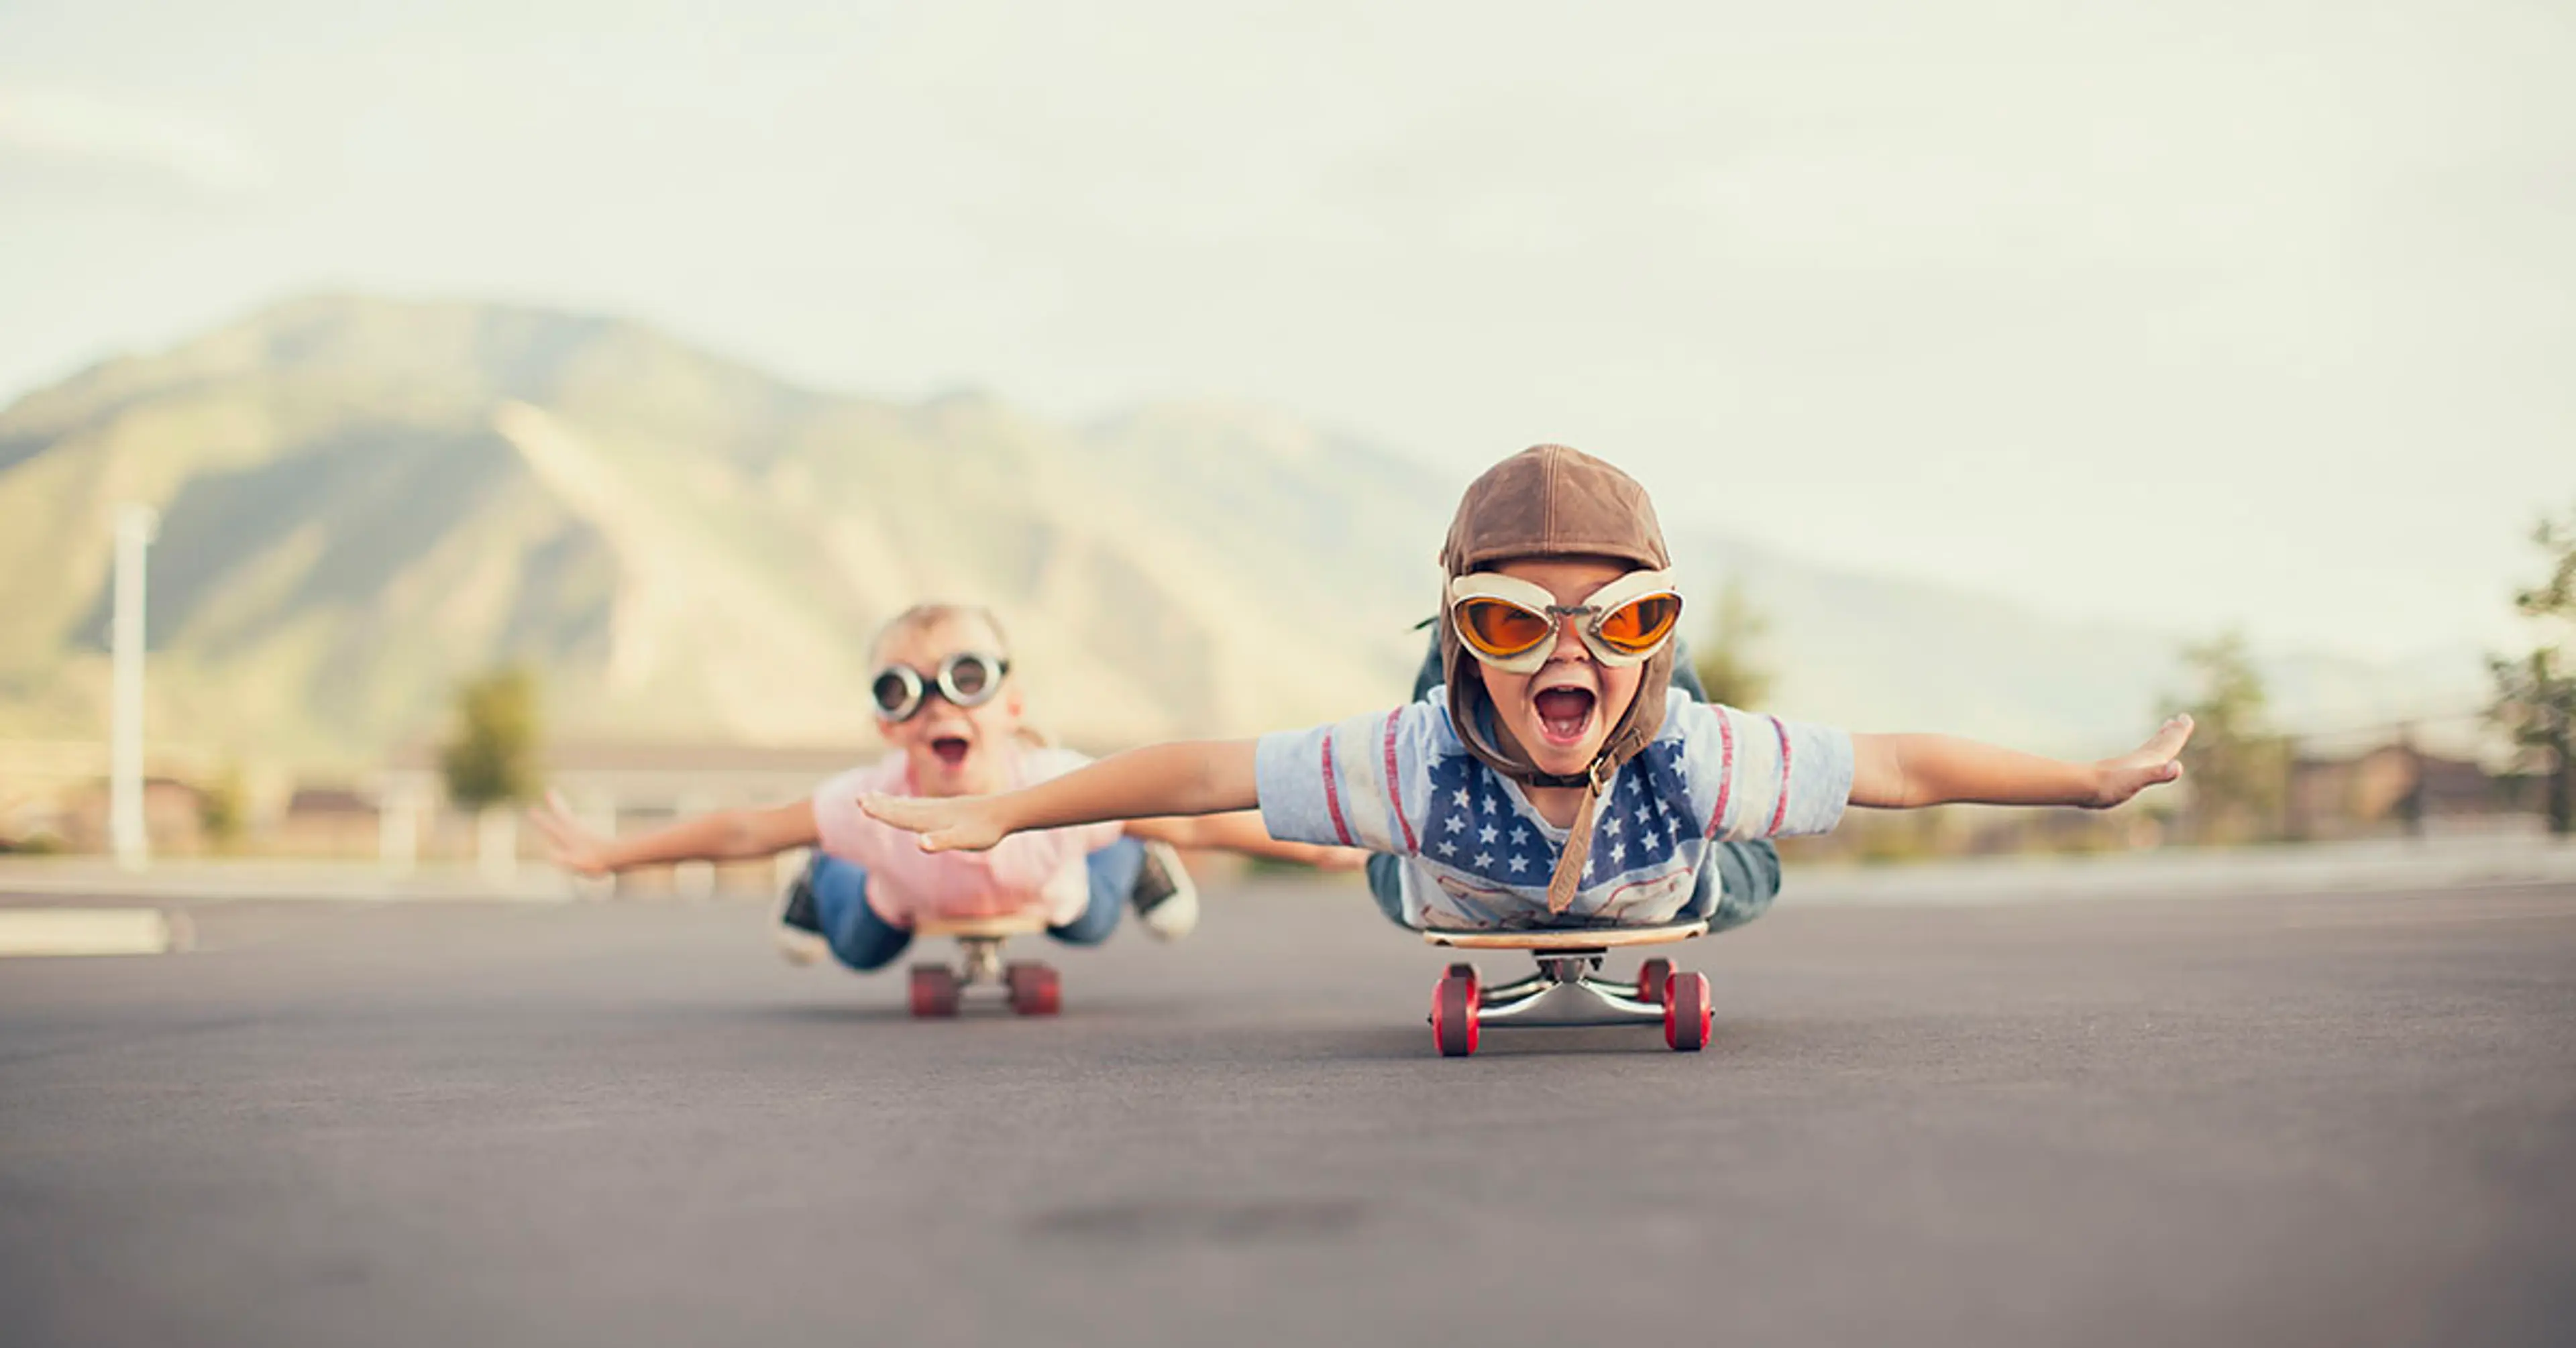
[{"xmin": 109, "ymin": 504, "xmax": 158, "ymax": 871}]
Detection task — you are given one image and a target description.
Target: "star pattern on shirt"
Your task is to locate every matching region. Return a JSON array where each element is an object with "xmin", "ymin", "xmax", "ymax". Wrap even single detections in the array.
[{"xmin": 1417, "ymin": 744, "xmax": 1699, "ymax": 899}]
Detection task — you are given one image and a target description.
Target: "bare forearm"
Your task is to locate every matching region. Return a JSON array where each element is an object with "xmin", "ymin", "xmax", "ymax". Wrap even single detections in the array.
[
  {"xmin": 1132, "ymin": 809, "xmax": 1344, "ymax": 864},
  {"xmin": 996, "ymin": 741, "xmax": 1260, "ymax": 833},
  {"xmin": 589, "ymin": 815, "xmax": 732, "ymax": 870},
  {"xmin": 598, "ymin": 805, "xmax": 814, "ymax": 870},
  {"xmin": 1853, "ymin": 734, "xmax": 2106, "ymax": 809},
  {"xmin": 860, "ymin": 742, "xmax": 1265, "ymax": 853}
]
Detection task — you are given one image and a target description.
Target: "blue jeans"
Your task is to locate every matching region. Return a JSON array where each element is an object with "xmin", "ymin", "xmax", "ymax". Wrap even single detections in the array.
[
  {"xmin": 805, "ymin": 838, "xmax": 1145, "ymax": 972},
  {"xmin": 1368, "ymin": 633, "xmax": 1782, "ymax": 932}
]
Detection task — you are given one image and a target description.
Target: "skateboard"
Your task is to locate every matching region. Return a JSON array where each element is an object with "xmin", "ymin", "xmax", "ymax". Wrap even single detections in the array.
[
  {"xmin": 905, "ymin": 914, "xmax": 1061, "ymax": 1017},
  {"xmin": 1420, "ymin": 919, "xmax": 1712, "ymax": 1057}
]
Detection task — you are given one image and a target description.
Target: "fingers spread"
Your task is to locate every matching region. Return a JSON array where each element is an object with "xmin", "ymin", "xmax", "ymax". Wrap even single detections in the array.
[
  {"xmin": 2142, "ymin": 714, "xmax": 2194, "ymax": 759},
  {"xmin": 860, "ymin": 794, "xmax": 1000, "ymax": 852}
]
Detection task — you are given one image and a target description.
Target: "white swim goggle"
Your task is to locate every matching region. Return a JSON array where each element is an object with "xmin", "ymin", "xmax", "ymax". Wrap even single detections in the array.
[{"xmin": 869, "ymin": 651, "xmax": 1010, "ymax": 722}]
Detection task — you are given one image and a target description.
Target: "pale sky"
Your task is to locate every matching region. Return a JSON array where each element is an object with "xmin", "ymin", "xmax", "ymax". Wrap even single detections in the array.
[{"xmin": 4, "ymin": 0, "xmax": 2571, "ymax": 662}]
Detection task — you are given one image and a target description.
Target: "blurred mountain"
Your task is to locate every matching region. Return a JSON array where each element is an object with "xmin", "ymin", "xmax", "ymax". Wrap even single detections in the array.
[
  {"xmin": 1680, "ymin": 537, "xmax": 2487, "ymax": 755},
  {"xmin": 0, "ymin": 294, "xmax": 2483, "ymax": 768},
  {"xmin": 0, "ymin": 294, "xmax": 1434, "ymax": 763}
]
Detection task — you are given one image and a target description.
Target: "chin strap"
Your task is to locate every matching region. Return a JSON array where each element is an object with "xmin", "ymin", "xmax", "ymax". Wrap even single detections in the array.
[
  {"xmin": 1541, "ymin": 757, "xmax": 1613, "ymax": 914},
  {"xmin": 1513, "ymin": 769, "xmax": 1593, "ymax": 789}
]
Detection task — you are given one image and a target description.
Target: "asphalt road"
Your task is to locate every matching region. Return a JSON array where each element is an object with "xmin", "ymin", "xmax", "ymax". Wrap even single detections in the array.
[{"xmin": 4, "ymin": 877, "xmax": 2573, "ymax": 1348}]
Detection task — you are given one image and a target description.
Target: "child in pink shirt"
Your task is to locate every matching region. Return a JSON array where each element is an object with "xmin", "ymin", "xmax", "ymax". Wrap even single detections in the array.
[{"xmin": 531, "ymin": 603, "xmax": 1354, "ymax": 970}]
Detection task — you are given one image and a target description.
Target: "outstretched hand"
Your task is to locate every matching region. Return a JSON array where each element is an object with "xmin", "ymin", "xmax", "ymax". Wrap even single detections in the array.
[
  {"xmin": 2089, "ymin": 714, "xmax": 2194, "ymax": 808},
  {"xmin": 861, "ymin": 792, "xmax": 1011, "ymax": 852},
  {"xmin": 528, "ymin": 789, "xmax": 614, "ymax": 876}
]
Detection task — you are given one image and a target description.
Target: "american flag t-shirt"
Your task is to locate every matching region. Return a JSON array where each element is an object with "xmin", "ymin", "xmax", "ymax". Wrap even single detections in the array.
[{"xmin": 1254, "ymin": 689, "xmax": 1854, "ymax": 930}]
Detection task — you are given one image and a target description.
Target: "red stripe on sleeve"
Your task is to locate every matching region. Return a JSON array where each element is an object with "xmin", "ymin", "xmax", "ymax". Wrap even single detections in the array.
[
  {"xmin": 1319, "ymin": 730, "xmax": 1355, "ymax": 847},
  {"xmin": 1766, "ymin": 715, "xmax": 1794, "ymax": 836},
  {"xmin": 1383, "ymin": 710, "xmax": 1419, "ymax": 854},
  {"xmin": 1703, "ymin": 710, "xmax": 1737, "ymax": 838}
]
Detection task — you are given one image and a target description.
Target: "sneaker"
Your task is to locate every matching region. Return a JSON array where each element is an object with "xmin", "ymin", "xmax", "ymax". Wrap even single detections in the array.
[
  {"xmin": 1130, "ymin": 839, "xmax": 1199, "ymax": 942},
  {"xmin": 773, "ymin": 857, "xmax": 828, "ymax": 966}
]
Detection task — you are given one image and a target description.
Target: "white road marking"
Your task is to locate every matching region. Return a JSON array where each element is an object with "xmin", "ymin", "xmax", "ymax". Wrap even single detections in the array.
[
  {"xmin": 0, "ymin": 908, "xmax": 186, "ymax": 957},
  {"xmin": 2275, "ymin": 908, "xmax": 2576, "ymax": 930}
]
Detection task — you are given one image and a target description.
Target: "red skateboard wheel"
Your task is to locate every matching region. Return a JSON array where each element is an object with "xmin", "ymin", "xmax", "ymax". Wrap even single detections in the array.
[
  {"xmin": 1431, "ymin": 972, "xmax": 1479, "ymax": 1058},
  {"xmin": 1006, "ymin": 962, "xmax": 1061, "ymax": 1017},
  {"xmin": 908, "ymin": 964, "xmax": 961, "ymax": 1018},
  {"xmin": 1637, "ymin": 958, "xmax": 1673, "ymax": 1005},
  {"xmin": 1663, "ymin": 971, "xmax": 1711, "ymax": 1052}
]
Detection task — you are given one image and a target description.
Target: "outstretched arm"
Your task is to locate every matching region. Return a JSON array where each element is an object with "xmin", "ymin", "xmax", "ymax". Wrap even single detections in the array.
[
  {"xmin": 862, "ymin": 740, "xmax": 1258, "ymax": 852},
  {"xmin": 1124, "ymin": 811, "xmax": 1366, "ymax": 870},
  {"xmin": 528, "ymin": 791, "xmax": 820, "ymax": 876},
  {"xmin": 1849, "ymin": 716, "xmax": 2192, "ymax": 810}
]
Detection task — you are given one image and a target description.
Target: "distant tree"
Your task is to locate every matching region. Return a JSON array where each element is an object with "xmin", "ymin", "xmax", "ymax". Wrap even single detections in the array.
[
  {"xmin": 2165, "ymin": 630, "xmax": 2286, "ymax": 843},
  {"xmin": 1691, "ymin": 578, "xmax": 1776, "ymax": 710},
  {"xmin": 439, "ymin": 666, "xmax": 543, "ymax": 812},
  {"xmin": 197, "ymin": 763, "xmax": 248, "ymax": 852},
  {"xmin": 2489, "ymin": 503, "xmax": 2576, "ymax": 836}
]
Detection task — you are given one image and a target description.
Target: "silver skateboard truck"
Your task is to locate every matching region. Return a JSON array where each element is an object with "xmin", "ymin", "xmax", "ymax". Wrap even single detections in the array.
[
  {"xmin": 906, "ymin": 915, "xmax": 1061, "ymax": 1017},
  {"xmin": 1421, "ymin": 919, "xmax": 1713, "ymax": 1056}
]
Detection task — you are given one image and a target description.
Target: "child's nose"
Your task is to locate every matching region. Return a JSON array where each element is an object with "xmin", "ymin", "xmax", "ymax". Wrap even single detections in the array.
[{"xmin": 1547, "ymin": 614, "xmax": 1590, "ymax": 661}]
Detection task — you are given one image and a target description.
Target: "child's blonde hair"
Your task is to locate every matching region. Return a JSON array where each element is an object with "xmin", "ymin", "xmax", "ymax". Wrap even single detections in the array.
[
  {"xmin": 867, "ymin": 602, "xmax": 1014, "ymax": 667},
  {"xmin": 867, "ymin": 602, "xmax": 1054, "ymax": 748}
]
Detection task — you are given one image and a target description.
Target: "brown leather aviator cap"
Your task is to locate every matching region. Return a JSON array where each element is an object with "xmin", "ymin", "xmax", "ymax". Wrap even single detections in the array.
[
  {"xmin": 1435, "ymin": 445, "xmax": 1678, "ymax": 913},
  {"xmin": 1439, "ymin": 443, "xmax": 1672, "ymax": 577}
]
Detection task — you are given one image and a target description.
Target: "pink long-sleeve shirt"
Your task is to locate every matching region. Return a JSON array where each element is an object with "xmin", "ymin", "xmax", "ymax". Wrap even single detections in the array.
[{"xmin": 810, "ymin": 748, "xmax": 1126, "ymax": 928}]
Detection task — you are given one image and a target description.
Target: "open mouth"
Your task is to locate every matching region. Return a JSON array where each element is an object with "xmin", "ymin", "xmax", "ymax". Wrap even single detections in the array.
[
  {"xmin": 929, "ymin": 736, "xmax": 972, "ymax": 768},
  {"xmin": 1532, "ymin": 687, "xmax": 1597, "ymax": 746}
]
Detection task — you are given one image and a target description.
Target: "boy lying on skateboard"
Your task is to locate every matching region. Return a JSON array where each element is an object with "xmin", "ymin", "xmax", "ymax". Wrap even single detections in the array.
[{"xmin": 861, "ymin": 447, "xmax": 2191, "ymax": 937}]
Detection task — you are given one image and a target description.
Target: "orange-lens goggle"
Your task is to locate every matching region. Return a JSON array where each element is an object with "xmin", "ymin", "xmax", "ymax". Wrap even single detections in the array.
[{"xmin": 1446, "ymin": 569, "xmax": 1684, "ymax": 675}]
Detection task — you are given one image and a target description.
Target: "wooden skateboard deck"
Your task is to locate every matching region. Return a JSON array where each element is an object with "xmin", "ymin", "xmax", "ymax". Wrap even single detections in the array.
[{"xmin": 1420, "ymin": 919, "xmax": 1709, "ymax": 950}]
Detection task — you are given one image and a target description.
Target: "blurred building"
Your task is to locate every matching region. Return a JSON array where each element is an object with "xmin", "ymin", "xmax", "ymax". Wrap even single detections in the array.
[{"xmin": 2287, "ymin": 744, "xmax": 2528, "ymax": 840}]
